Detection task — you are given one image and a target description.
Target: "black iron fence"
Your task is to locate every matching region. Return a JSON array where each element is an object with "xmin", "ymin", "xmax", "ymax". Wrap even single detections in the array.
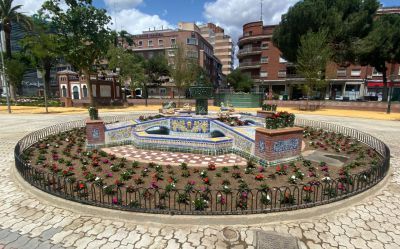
[{"xmin": 14, "ymin": 115, "xmax": 390, "ymax": 215}]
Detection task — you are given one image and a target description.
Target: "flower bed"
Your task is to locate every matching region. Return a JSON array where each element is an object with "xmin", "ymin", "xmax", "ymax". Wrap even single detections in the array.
[
  {"xmin": 216, "ymin": 116, "xmax": 251, "ymax": 126},
  {"xmin": 18, "ymin": 123, "xmax": 384, "ymax": 213},
  {"xmin": 138, "ymin": 114, "xmax": 164, "ymax": 122},
  {"xmin": 265, "ymin": 111, "xmax": 295, "ymax": 129}
]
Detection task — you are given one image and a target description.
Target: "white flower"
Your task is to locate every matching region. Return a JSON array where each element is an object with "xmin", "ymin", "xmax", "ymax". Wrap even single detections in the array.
[
  {"xmin": 95, "ymin": 177, "xmax": 100, "ymax": 181},
  {"xmin": 322, "ymin": 176, "xmax": 331, "ymax": 182},
  {"xmin": 223, "ymin": 185, "xmax": 229, "ymax": 190},
  {"xmin": 65, "ymin": 138, "xmax": 69, "ymax": 142},
  {"xmin": 291, "ymin": 175, "xmax": 296, "ymax": 180}
]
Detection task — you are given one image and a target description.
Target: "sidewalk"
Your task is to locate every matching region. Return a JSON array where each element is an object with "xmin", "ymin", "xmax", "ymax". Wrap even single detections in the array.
[{"xmin": 0, "ymin": 105, "xmax": 399, "ymax": 121}]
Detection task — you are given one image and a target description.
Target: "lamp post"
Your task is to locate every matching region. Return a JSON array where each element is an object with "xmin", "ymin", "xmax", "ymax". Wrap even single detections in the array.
[{"xmin": 0, "ymin": 26, "xmax": 11, "ymax": 113}]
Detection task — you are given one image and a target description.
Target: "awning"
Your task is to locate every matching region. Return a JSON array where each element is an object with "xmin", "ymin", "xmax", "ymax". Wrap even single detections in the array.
[{"xmin": 367, "ymin": 81, "xmax": 400, "ymax": 87}]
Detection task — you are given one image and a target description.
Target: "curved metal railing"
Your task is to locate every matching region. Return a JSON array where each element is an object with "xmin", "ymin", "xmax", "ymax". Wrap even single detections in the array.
[{"xmin": 14, "ymin": 114, "xmax": 390, "ymax": 215}]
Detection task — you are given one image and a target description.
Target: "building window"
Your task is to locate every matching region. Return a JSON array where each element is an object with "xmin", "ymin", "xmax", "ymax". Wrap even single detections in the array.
[
  {"xmin": 137, "ymin": 40, "xmax": 143, "ymax": 47},
  {"xmin": 100, "ymin": 85, "xmax": 111, "ymax": 97},
  {"xmin": 260, "ymin": 71, "xmax": 268, "ymax": 78},
  {"xmin": 158, "ymin": 39, "xmax": 164, "ymax": 46},
  {"xmin": 372, "ymin": 68, "xmax": 383, "ymax": 76},
  {"xmin": 187, "ymin": 38, "xmax": 198, "ymax": 45},
  {"xmin": 279, "ymin": 57, "xmax": 287, "ymax": 63},
  {"xmin": 171, "ymin": 38, "xmax": 176, "ymax": 46},
  {"xmin": 398, "ymin": 67, "xmax": 400, "ymax": 75},
  {"xmin": 261, "ymin": 42, "xmax": 269, "ymax": 49},
  {"xmin": 278, "ymin": 70, "xmax": 287, "ymax": 78},
  {"xmin": 337, "ymin": 68, "xmax": 347, "ymax": 77},
  {"xmin": 148, "ymin": 40, "xmax": 153, "ymax": 47},
  {"xmin": 351, "ymin": 69, "xmax": 361, "ymax": 77},
  {"xmin": 61, "ymin": 86, "xmax": 67, "ymax": 97},
  {"xmin": 168, "ymin": 49, "xmax": 175, "ymax": 57},
  {"xmin": 260, "ymin": 57, "xmax": 269, "ymax": 63},
  {"xmin": 72, "ymin": 86, "xmax": 79, "ymax": 100},
  {"xmin": 82, "ymin": 85, "xmax": 88, "ymax": 98},
  {"xmin": 159, "ymin": 88, "xmax": 166, "ymax": 95},
  {"xmin": 187, "ymin": 50, "xmax": 198, "ymax": 58}
]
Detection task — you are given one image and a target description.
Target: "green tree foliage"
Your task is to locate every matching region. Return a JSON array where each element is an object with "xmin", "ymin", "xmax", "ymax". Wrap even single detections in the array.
[
  {"xmin": 355, "ymin": 14, "xmax": 400, "ymax": 101},
  {"xmin": 297, "ymin": 31, "xmax": 332, "ymax": 100},
  {"xmin": 42, "ymin": 0, "xmax": 112, "ymax": 106},
  {"xmin": 226, "ymin": 69, "xmax": 254, "ymax": 93},
  {"xmin": 20, "ymin": 14, "xmax": 60, "ymax": 112},
  {"xmin": 273, "ymin": 0, "xmax": 379, "ymax": 64},
  {"xmin": 0, "ymin": 0, "xmax": 32, "ymax": 59},
  {"xmin": 4, "ymin": 53, "xmax": 27, "ymax": 100},
  {"xmin": 169, "ymin": 43, "xmax": 198, "ymax": 105},
  {"xmin": 106, "ymin": 45, "xmax": 145, "ymax": 99}
]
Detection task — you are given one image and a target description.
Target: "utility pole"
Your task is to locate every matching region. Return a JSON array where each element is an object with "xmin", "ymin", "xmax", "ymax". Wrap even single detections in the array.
[
  {"xmin": 0, "ymin": 28, "xmax": 11, "ymax": 113},
  {"xmin": 260, "ymin": 0, "xmax": 263, "ymax": 22},
  {"xmin": 387, "ymin": 74, "xmax": 394, "ymax": 114}
]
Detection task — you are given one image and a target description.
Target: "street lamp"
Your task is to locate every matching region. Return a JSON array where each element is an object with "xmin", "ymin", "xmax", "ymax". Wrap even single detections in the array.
[{"xmin": 0, "ymin": 25, "xmax": 11, "ymax": 113}]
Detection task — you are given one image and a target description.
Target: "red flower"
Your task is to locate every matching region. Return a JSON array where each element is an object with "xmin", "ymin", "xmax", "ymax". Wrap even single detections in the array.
[
  {"xmin": 255, "ymin": 173, "xmax": 264, "ymax": 181},
  {"xmin": 79, "ymin": 183, "xmax": 85, "ymax": 189},
  {"xmin": 203, "ymin": 177, "xmax": 209, "ymax": 184},
  {"xmin": 275, "ymin": 166, "xmax": 281, "ymax": 172},
  {"xmin": 208, "ymin": 163, "xmax": 216, "ymax": 171},
  {"xmin": 303, "ymin": 186, "xmax": 313, "ymax": 192}
]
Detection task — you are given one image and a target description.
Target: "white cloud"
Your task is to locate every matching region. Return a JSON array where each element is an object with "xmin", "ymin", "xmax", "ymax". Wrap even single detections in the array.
[
  {"xmin": 104, "ymin": 0, "xmax": 143, "ymax": 11},
  {"xmin": 109, "ymin": 8, "xmax": 172, "ymax": 34},
  {"xmin": 14, "ymin": 0, "xmax": 45, "ymax": 15},
  {"xmin": 203, "ymin": 0, "xmax": 298, "ymax": 67}
]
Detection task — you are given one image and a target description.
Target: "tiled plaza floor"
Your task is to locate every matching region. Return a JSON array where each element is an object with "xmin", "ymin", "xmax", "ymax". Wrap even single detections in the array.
[
  {"xmin": 0, "ymin": 112, "xmax": 399, "ymax": 248},
  {"xmin": 103, "ymin": 145, "xmax": 247, "ymax": 167}
]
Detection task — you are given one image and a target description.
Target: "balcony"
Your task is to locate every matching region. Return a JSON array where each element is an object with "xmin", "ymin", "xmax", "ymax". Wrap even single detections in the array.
[
  {"xmin": 238, "ymin": 61, "xmax": 261, "ymax": 69},
  {"xmin": 237, "ymin": 47, "xmax": 262, "ymax": 57},
  {"xmin": 238, "ymin": 34, "xmax": 272, "ymax": 45}
]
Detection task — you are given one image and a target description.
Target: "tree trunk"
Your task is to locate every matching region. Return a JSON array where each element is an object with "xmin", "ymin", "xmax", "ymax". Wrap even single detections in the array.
[
  {"xmin": 9, "ymin": 83, "xmax": 16, "ymax": 101},
  {"xmin": 84, "ymin": 70, "xmax": 95, "ymax": 107},
  {"xmin": 43, "ymin": 68, "xmax": 51, "ymax": 113},
  {"xmin": 44, "ymin": 67, "xmax": 51, "ymax": 97},
  {"xmin": 177, "ymin": 87, "xmax": 181, "ymax": 108},
  {"xmin": 382, "ymin": 69, "xmax": 388, "ymax": 102},
  {"xmin": 3, "ymin": 25, "xmax": 12, "ymax": 59}
]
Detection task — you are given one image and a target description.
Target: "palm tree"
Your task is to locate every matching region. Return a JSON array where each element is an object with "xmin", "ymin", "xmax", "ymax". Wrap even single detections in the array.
[{"xmin": 0, "ymin": 0, "xmax": 32, "ymax": 59}]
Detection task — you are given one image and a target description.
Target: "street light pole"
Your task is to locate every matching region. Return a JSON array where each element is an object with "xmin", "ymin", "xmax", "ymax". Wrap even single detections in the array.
[{"xmin": 0, "ymin": 28, "xmax": 11, "ymax": 113}]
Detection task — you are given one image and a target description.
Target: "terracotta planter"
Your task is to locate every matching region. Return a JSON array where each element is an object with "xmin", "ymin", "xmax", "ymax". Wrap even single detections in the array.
[
  {"xmin": 86, "ymin": 119, "xmax": 105, "ymax": 146},
  {"xmin": 255, "ymin": 126, "xmax": 304, "ymax": 162},
  {"xmin": 256, "ymin": 110, "xmax": 275, "ymax": 119}
]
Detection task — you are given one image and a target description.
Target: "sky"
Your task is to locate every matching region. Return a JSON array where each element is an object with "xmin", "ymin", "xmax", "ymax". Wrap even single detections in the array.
[{"xmin": 15, "ymin": 0, "xmax": 400, "ymax": 46}]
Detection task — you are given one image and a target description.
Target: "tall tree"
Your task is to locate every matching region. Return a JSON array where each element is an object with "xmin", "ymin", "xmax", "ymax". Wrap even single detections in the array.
[
  {"xmin": 169, "ymin": 43, "xmax": 196, "ymax": 106},
  {"xmin": 226, "ymin": 69, "xmax": 254, "ymax": 93},
  {"xmin": 297, "ymin": 31, "xmax": 332, "ymax": 101},
  {"xmin": 144, "ymin": 54, "xmax": 169, "ymax": 105},
  {"xmin": 355, "ymin": 14, "xmax": 400, "ymax": 102},
  {"xmin": 273, "ymin": 0, "xmax": 379, "ymax": 64},
  {"xmin": 107, "ymin": 45, "xmax": 145, "ymax": 100},
  {"xmin": 42, "ymin": 0, "xmax": 112, "ymax": 107},
  {"xmin": 20, "ymin": 14, "xmax": 60, "ymax": 113},
  {"xmin": 0, "ymin": 0, "xmax": 32, "ymax": 59}
]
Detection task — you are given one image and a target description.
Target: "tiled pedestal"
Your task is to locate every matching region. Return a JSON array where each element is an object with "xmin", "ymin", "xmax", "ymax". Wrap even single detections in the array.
[
  {"xmin": 255, "ymin": 127, "xmax": 303, "ymax": 162},
  {"xmin": 86, "ymin": 119, "xmax": 105, "ymax": 147},
  {"xmin": 256, "ymin": 110, "xmax": 275, "ymax": 119}
]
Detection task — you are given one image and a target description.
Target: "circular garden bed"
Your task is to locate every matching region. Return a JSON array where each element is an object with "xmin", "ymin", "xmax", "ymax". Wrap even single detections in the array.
[{"xmin": 15, "ymin": 117, "xmax": 389, "ymax": 215}]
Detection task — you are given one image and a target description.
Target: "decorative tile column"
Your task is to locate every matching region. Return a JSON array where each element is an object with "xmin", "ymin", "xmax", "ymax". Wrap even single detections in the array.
[
  {"xmin": 86, "ymin": 119, "xmax": 105, "ymax": 148},
  {"xmin": 255, "ymin": 127, "xmax": 303, "ymax": 162}
]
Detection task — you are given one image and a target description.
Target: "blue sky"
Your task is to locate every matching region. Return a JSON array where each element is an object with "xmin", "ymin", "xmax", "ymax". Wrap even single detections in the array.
[{"xmin": 17, "ymin": 0, "xmax": 400, "ymax": 44}]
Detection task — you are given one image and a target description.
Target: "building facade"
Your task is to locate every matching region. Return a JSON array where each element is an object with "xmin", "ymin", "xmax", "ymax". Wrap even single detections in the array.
[
  {"xmin": 128, "ymin": 23, "xmax": 223, "ymax": 98},
  {"xmin": 238, "ymin": 16, "xmax": 400, "ymax": 101},
  {"xmin": 58, "ymin": 70, "xmax": 122, "ymax": 107},
  {"xmin": 199, "ymin": 23, "xmax": 234, "ymax": 76}
]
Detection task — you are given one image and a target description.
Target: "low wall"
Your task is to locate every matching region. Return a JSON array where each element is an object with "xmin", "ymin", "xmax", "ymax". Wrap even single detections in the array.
[
  {"xmin": 127, "ymin": 99, "xmax": 213, "ymax": 107},
  {"xmin": 265, "ymin": 100, "xmax": 400, "ymax": 112}
]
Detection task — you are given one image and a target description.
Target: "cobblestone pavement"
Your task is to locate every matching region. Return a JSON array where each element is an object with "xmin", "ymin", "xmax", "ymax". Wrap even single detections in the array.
[
  {"xmin": 103, "ymin": 145, "xmax": 247, "ymax": 167},
  {"xmin": 0, "ymin": 113, "xmax": 399, "ymax": 249}
]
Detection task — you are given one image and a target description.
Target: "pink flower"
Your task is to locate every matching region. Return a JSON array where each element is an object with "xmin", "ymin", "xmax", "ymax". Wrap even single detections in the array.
[{"xmin": 112, "ymin": 197, "xmax": 118, "ymax": 204}]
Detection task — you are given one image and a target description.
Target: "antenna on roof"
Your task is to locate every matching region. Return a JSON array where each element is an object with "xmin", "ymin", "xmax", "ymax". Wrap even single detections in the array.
[{"xmin": 260, "ymin": 0, "xmax": 263, "ymax": 22}]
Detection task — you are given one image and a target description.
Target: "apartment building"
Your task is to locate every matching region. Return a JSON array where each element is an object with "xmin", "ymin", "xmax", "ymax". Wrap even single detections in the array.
[
  {"xmin": 128, "ymin": 23, "xmax": 222, "ymax": 98},
  {"xmin": 238, "ymin": 14, "xmax": 400, "ymax": 101},
  {"xmin": 199, "ymin": 23, "xmax": 234, "ymax": 76}
]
